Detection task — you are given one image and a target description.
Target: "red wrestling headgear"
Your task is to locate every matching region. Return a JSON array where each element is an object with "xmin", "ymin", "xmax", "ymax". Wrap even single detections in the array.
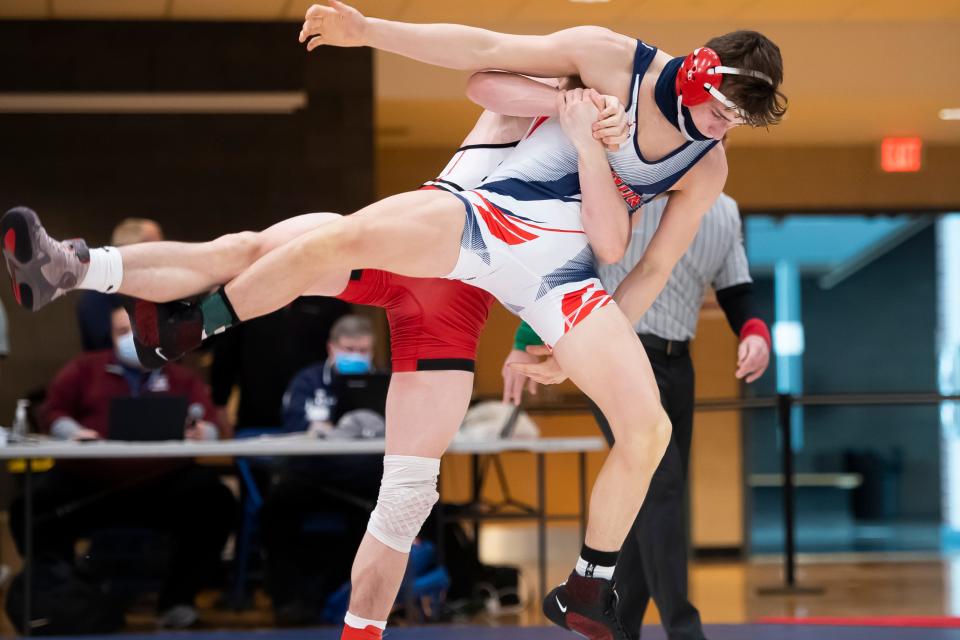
[{"xmin": 675, "ymin": 47, "xmax": 773, "ymax": 116}]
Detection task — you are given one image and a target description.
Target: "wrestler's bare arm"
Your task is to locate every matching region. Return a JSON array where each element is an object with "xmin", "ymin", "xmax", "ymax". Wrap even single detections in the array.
[
  {"xmin": 465, "ymin": 71, "xmax": 630, "ymax": 150},
  {"xmin": 558, "ymin": 89, "xmax": 631, "ymax": 264},
  {"xmin": 613, "ymin": 149, "xmax": 728, "ymax": 322},
  {"xmin": 299, "ymin": 1, "xmax": 636, "ymax": 103},
  {"xmin": 465, "ymin": 72, "xmax": 562, "ymax": 118}
]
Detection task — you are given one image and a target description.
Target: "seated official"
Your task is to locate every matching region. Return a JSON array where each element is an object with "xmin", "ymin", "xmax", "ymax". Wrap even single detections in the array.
[
  {"xmin": 209, "ymin": 296, "xmax": 352, "ymax": 435},
  {"xmin": 261, "ymin": 314, "xmax": 386, "ymax": 625},
  {"xmin": 8, "ymin": 304, "xmax": 236, "ymax": 630},
  {"xmin": 76, "ymin": 218, "xmax": 164, "ymax": 352}
]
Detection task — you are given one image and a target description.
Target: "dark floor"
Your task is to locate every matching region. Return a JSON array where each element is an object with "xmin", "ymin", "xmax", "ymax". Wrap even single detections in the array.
[{"xmin": 39, "ymin": 625, "xmax": 960, "ymax": 640}]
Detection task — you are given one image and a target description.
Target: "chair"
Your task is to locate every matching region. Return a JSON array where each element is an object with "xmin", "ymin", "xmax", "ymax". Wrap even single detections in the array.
[
  {"xmin": 229, "ymin": 428, "xmax": 356, "ymax": 612},
  {"xmin": 229, "ymin": 427, "xmax": 275, "ymax": 610}
]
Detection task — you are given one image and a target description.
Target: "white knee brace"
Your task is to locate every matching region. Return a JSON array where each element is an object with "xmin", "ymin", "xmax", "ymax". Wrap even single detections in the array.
[{"xmin": 367, "ymin": 455, "xmax": 440, "ymax": 553}]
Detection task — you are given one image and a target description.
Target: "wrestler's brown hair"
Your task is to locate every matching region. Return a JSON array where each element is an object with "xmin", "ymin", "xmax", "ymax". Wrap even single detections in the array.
[{"xmin": 706, "ymin": 30, "xmax": 787, "ymax": 128}]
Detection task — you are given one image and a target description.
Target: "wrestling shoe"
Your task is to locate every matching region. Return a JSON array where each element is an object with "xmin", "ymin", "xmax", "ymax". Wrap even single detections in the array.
[
  {"xmin": 156, "ymin": 604, "xmax": 199, "ymax": 630},
  {"xmin": 543, "ymin": 571, "xmax": 627, "ymax": 640},
  {"xmin": 1, "ymin": 206, "xmax": 90, "ymax": 311},
  {"xmin": 121, "ymin": 297, "xmax": 204, "ymax": 370}
]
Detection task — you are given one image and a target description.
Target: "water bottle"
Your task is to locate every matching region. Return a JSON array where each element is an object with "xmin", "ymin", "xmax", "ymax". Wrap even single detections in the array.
[{"xmin": 11, "ymin": 399, "xmax": 29, "ymax": 442}]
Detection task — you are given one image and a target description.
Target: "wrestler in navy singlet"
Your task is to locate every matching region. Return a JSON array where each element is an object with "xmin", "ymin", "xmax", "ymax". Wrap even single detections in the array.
[{"xmin": 444, "ymin": 41, "xmax": 718, "ymax": 346}]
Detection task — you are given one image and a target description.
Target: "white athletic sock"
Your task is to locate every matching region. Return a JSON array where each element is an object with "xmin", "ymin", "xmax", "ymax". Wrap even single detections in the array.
[
  {"xmin": 78, "ymin": 246, "xmax": 123, "ymax": 293},
  {"xmin": 575, "ymin": 544, "xmax": 619, "ymax": 581},
  {"xmin": 576, "ymin": 555, "xmax": 617, "ymax": 581},
  {"xmin": 344, "ymin": 612, "xmax": 387, "ymax": 630}
]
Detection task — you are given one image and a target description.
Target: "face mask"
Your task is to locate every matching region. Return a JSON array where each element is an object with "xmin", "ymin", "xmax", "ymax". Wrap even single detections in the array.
[
  {"xmin": 115, "ymin": 332, "xmax": 144, "ymax": 370},
  {"xmin": 334, "ymin": 351, "xmax": 372, "ymax": 375}
]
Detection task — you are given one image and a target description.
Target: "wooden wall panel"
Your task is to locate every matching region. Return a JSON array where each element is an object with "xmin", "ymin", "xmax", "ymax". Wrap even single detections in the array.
[{"xmin": 0, "ymin": 22, "xmax": 373, "ymax": 421}]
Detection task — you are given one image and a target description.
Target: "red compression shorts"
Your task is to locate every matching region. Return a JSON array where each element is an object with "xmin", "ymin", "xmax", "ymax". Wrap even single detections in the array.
[{"xmin": 336, "ymin": 269, "xmax": 493, "ymax": 373}]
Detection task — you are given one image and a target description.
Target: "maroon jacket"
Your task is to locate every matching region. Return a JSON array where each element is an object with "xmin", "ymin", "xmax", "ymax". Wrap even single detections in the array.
[{"xmin": 44, "ymin": 350, "xmax": 218, "ymax": 438}]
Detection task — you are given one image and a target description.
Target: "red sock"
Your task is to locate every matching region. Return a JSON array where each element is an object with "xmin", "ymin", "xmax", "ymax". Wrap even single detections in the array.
[{"xmin": 341, "ymin": 623, "xmax": 383, "ymax": 640}]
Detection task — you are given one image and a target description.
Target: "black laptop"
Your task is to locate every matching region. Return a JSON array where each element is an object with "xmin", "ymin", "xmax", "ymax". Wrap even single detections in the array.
[
  {"xmin": 108, "ymin": 396, "xmax": 189, "ymax": 441},
  {"xmin": 330, "ymin": 373, "xmax": 390, "ymax": 423}
]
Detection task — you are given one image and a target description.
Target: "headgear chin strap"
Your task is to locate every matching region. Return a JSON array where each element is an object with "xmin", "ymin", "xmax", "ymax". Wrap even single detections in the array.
[
  {"xmin": 675, "ymin": 95, "xmax": 706, "ymax": 142},
  {"xmin": 675, "ymin": 47, "xmax": 773, "ymax": 120}
]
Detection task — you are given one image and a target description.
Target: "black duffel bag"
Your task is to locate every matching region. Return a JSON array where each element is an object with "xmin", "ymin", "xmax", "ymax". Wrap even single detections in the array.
[{"xmin": 4, "ymin": 554, "xmax": 124, "ymax": 635}]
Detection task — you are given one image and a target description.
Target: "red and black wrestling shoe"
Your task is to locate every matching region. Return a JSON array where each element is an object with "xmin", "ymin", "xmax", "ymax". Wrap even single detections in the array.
[
  {"xmin": 120, "ymin": 297, "xmax": 204, "ymax": 369},
  {"xmin": 543, "ymin": 571, "xmax": 628, "ymax": 640}
]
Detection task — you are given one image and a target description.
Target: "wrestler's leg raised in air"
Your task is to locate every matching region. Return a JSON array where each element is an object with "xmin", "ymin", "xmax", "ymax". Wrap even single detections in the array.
[
  {"xmin": 218, "ymin": 190, "xmax": 463, "ymax": 323},
  {"xmin": 119, "ymin": 212, "xmax": 351, "ymax": 300},
  {"xmin": 0, "ymin": 208, "xmax": 347, "ymax": 308}
]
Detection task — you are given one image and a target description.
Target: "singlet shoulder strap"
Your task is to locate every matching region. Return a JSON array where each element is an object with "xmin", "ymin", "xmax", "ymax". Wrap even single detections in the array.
[{"xmin": 625, "ymin": 40, "xmax": 658, "ymax": 114}]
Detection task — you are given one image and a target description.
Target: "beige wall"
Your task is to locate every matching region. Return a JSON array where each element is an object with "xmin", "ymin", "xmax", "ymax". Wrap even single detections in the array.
[
  {"xmin": 725, "ymin": 145, "xmax": 960, "ymax": 211},
  {"xmin": 379, "ymin": 144, "xmax": 960, "ymax": 211},
  {"xmin": 689, "ymin": 299, "xmax": 744, "ymax": 549}
]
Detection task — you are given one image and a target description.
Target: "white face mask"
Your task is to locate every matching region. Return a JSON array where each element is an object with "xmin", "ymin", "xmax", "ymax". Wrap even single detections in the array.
[{"xmin": 115, "ymin": 332, "xmax": 144, "ymax": 369}]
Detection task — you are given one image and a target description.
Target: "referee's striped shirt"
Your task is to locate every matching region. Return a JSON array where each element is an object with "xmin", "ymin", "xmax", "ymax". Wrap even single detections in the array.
[{"xmin": 597, "ymin": 193, "xmax": 752, "ymax": 342}]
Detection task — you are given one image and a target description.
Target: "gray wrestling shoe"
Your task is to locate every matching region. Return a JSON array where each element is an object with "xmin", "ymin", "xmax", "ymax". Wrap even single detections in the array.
[
  {"xmin": 156, "ymin": 604, "xmax": 199, "ymax": 630},
  {"xmin": 1, "ymin": 207, "xmax": 90, "ymax": 311}
]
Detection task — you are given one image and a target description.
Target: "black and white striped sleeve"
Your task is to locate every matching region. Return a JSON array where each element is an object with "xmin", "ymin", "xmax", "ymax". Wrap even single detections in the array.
[{"xmin": 711, "ymin": 195, "xmax": 753, "ymax": 290}]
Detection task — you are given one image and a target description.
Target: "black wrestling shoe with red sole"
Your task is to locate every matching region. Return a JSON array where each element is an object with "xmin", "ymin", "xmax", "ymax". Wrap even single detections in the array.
[
  {"xmin": 121, "ymin": 297, "xmax": 204, "ymax": 369},
  {"xmin": 543, "ymin": 571, "xmax": 628, "ymax": 640}
]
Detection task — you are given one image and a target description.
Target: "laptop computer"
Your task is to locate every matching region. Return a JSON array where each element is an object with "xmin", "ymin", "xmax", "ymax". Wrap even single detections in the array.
[
  {"xmin": 330, "ymin": 373, "xmax": 390, "ymax": 423},
  {"xmin": 108, "ymin": 396, "xmax": 189, "ymax": 441}
]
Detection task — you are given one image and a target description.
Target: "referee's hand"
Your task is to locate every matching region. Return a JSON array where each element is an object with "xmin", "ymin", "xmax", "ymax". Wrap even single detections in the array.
[
  {"xmin": 501, "ymin": 349, "xmax": 541, "ymax": 406},
  {"xmin": 736, "ymin": 335, "xmax": 770, "ymax": 383},
  {"xmin": 509, "ymin": 345, "xmax": 569, "ymax": 388}
]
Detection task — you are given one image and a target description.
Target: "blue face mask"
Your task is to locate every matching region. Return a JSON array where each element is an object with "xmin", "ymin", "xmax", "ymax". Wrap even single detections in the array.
[
  {"xmin": 334, "ymin": 351, "xmax": 372, "ymax": 375},
  {"xmin": 115, "ymin": 332, "xmax": 144, "ymax": 370}
]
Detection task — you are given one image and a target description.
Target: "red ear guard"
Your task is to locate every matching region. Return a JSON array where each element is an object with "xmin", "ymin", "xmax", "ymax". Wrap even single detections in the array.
[
  {"xmin": 676, "ymin": 47, "xmax": 723, "ymax": 107},
  {"xmin": 675, "ymin": 46, "xmax": 774, "ymax": 113}
]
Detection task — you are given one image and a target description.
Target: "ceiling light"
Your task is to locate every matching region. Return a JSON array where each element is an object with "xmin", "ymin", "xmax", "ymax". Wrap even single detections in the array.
[{"xmin": 940, "ymin": 109, "xmax": 960, "ymax": 121}]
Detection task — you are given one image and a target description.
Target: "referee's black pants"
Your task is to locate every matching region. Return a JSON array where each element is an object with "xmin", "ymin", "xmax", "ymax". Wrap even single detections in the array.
[{"xmin": 590, "ymin": 342, "xmax": 704, "ymax": 640}]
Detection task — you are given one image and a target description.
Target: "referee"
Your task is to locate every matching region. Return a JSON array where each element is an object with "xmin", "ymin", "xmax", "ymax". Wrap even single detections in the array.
[{"xmin": 504, "ymin": 192, "xmax": 770, "ymax": 640}]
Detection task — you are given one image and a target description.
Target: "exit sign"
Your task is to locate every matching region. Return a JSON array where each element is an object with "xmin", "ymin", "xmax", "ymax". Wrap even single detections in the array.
[{"xmin": 881, "ymin": 137, "xmax": 922, "ymax": 173}]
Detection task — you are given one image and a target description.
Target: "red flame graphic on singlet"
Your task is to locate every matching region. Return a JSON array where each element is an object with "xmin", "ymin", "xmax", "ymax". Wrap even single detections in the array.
[{"xmin": 561, "ymin": 284, "xmax": 613, "ymax": 333}]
